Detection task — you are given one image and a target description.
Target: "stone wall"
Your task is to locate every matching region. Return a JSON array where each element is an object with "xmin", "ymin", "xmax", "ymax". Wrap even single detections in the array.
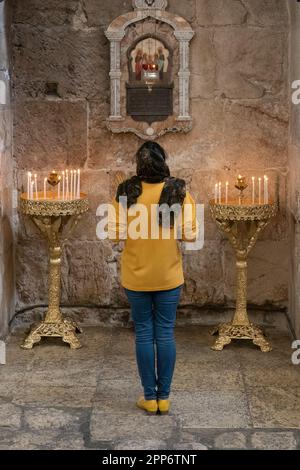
[
  {"xmin": 12, "ymin": 0, "xmax": 290, "ymax": 323},
  {"xmin": 0, "ymin": 0, "xmax": 15, "ymax": 337},
  {"xmin": 287, "ymin": 0, "xmax": 300, "ymax": 338}
]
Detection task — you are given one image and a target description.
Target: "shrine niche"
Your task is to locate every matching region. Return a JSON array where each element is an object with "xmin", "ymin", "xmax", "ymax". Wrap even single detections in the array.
[{"xmin": 105, "ymin": 0, "xmax": 194, "ymax": 140}]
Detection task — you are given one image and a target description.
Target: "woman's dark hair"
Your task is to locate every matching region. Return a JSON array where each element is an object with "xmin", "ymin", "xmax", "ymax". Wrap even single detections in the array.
[{"xmin": 116, "ymin": 141, "xmax": 186, "ymax": 227}]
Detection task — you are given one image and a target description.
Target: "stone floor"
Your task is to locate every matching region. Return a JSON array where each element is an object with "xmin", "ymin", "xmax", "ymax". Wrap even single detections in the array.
[{"xmin": 0, "ymin": 325, "xmax": 300, "ymax": 450}]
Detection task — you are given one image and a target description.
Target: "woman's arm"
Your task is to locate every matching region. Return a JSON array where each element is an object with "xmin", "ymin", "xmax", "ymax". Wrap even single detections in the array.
[
  {"xmin": 108, "ymin": 200, "xmax": 127, "ymax": 242},
  {"xmin": 179, "ymin": 192, "xmax": 199, "ymax": 242}
]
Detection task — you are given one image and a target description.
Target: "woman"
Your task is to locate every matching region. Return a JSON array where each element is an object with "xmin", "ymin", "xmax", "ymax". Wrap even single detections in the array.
[{"xmin": 109, "ymin": 142, "xmax": 197, "ymax": 415}]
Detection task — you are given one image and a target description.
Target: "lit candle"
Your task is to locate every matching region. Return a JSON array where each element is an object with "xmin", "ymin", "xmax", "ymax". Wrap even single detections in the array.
[
  {"xmin": 258, "ymin": 177, "xmax": 262, "ymax": 204},
  {"xmin": 44, "ymin": 177, "xmax": 47, "ymax": 200},
  {"xmin": 58, "ymin": 176, "xmax": 61, "ymax": 199},
  {"xmin": 77, "ymin": 169, "xmax": 80, "ymax": 198},
  {"xmin": 70, "ymin": 170, "xmax": 73, "ymax": 200},
  {"xmin": 73, "ymin": 170, "xmax": 77, "ymax": 198},
  {"xmin": 31, "ymin": 181, "xmax": 34, "ymax": 200},
  {"xmin": 27, "ymin": 172, "xmax": 31, "ymax": 199},
  {"xmin": 252, "ymin": 177, "xmax": 255, "ymax": 205},
  {"xmin": 66, "ymin": 170, "xmax": 69, "ymax": 199},
  {"xmin": 214, "ymin": 183, "xmax": 218, "ymax": 203},
  {"xmin": 34, "ymin": 174, "xmax": 38, "ymax": 200},
  {"xmin": 225, "ymin": 182, "xmax": 229, "ymax": 204},
  {"xmin": 218, "ymin": 182, "xmax": 222, "ymax": 204},
  {"xmin": 62, "ymin": 171, "xmax": 65, "ymax": 200},
  {"xmin": 264, "ymin": 175, "xmax": 269, "ymax": 204}
]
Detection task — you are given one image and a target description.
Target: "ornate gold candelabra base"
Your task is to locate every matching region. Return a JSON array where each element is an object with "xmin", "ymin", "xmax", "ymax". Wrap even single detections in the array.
[
  {"xmin": 22, "ymin": 319, "xmax": 83, "ymax": 350},
  {"xmin": 211, "ymin": 323, "xmax": 272, "ymax": 353},
  {"xmin": 20, "ymin": 192, "xmax": 89, "ymax": 350},
  {"xmin": 210, "ymin": 201, "xmax": 278, "ymax": 353}
]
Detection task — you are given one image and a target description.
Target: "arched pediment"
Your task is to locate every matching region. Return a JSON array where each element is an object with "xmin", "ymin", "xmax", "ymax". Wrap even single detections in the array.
[
  {"xmin": 105, "ymin": 0, "xmax": 194, "ymax": 140},
  {"xmin": 106, "ymin": 10, "xmax": 194, "ymax": 41}
]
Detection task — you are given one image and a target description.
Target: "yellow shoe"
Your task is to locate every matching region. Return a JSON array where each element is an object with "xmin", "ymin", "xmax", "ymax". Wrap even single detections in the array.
[
  {"xmin": 158, "ymin": 399, "xmax": 170, "ymax": 415},
  {"xmin": 136, "ymin": 397, "xmax": 158, "ymax": 415}
]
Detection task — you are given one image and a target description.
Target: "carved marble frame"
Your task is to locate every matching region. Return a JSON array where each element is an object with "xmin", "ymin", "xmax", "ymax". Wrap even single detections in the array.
[{"xmin": 105, "ymin": 0, "xmax": 194, "ymax": 140}]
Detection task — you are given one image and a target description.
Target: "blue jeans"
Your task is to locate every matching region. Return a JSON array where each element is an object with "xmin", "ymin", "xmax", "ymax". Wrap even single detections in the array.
[{"xmin": 125, "ymin": 286, "xmax": 182, "ymax": 400}]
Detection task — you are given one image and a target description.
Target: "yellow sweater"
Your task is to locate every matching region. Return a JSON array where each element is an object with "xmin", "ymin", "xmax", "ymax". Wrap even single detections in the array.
[{"xmin": 109, "ymin": 182, "xmax": 198, "ymax": 292}]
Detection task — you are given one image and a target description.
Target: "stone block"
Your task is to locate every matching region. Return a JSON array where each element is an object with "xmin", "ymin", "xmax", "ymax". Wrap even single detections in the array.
[
  {"xmin": 87, "ymin": 100, "xmax": 139, "ymax": 170},
  {"xmin": 221, "ymin": 99, "xmax": 288, "ymax": 170},
  {"xmin": 224, "ymin": 240, "xmax": 289, "ymax": 308},
  {"xmin": 60, "ymin": 240, "xmax": 115, "ymax": 306},
  {"xmin": 214, "ymin": 28, "xmax": 287, "ymax": 99},
  {"xmin": 16, "ymin": 239, "xmax": 48, "ymax": 308},
  {"xmin": 190, "ymin": 29, "xmax": 216, "ymax": 99},
  {"xmin": 173, "ymin": 358, "xmax": 244, "ymax": 392},
  {"xmin": 14, "ymin": 101, "xmax": 88, "ymax": 171},
  {"xmin": 174, "ymin": 391, "xmax": 252, "ymax": 428},
  {"xmin": 114, "ymin": 439, "xmax": 168, "ymax": 450},
  {"xmin": 13, "ymin": 26, "xmax": 109, "ymax": 99},
  {"xmin": 248, "ymin": 386, "xmax": 300, "ymax": 428},
  {"xmin": 214, "ymin": 431, "xmax": 247, "ymax": 449},
  {"xmin": 24, "ymin": 407, "xmax": 81, "ymax": 431},
  {"xmin": 12, "ymin": 0, "xmax": 80, "ymax": 27},
  {"xmin": 0, "ymin": 402, "xmax": 22, "ymax": 430},
  {"xmin": 82, "ymin": 0, "xmax": 133, "ymax": 27},
  {"xmin": 90, "ymin": 411, "xmax": 176, "ymax": 442},
  {"xmin": 159, "ymin": 98, "xmax": 225, "ymax": 171},
  {"xmin": 13, "ymin": 385, "xmax": 95, "ymax": 408},
  {"xmin": 242, "ymin": 0, "xmax": 289, "ymax": 27},
  {"xmin": 168, "ymin": 0, "xmax": 196, "ymax": 23},
  {"xmin": 181, "ymin": 241, "xmax": 225, "ymax": 306},
  {"xmin": 251, "ymin": 431, "xmax": 297, "ymax": 450},
  {"xmin": 195, "ymin": 0, "xmax": 247, "ymax": 26}
]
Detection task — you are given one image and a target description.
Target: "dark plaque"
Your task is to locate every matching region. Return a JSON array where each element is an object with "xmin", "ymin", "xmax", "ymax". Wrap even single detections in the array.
[{"xmin": 126, "ymin": 84, "xmax": 173, "ymax": 124}]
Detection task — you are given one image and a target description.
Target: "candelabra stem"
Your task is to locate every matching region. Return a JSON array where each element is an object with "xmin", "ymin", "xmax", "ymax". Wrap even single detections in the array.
[
  {"xmin": 21, "ymin": 215, "xmax": 84, "ymax": 350},
  {"xmin": 232, "ymin": 256, "xmax": 250, "ymax": 326},
  {"xmin": 209, "ymin": 203, "xmax": 277, "ymax": 353},
  {"xmin": 45, "ymin": 237, "xmax": 63, "ymax": 324}
]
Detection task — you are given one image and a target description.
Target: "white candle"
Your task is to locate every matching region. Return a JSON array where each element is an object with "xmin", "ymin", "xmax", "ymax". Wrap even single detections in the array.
[
  {"xmin": 264, "ymin": 176, "xmax": 269, "ymax": 204},
  {"xmin": 34, "ymin": 174, "xmax": 38, "ymax": 200},
  {"xmin": 58, "ymin": 177, "xmax": 61, "ymax": 199},
  {"xmin": 70, "ymin": 170, "xmax": 73, "ymax": 199},
  {"xmin": 214, "ymin": 183, "xmax": 218, "ymax": 203},
  {"xmin": 77, "ymin": 169, "xmax": 80, "ymax": 198},
  {"xmin": 225, "ymin": 182, "xmax": 229, "ymax": 204},
  {"xmin": 62, "ymin": 171, "xmax": 65, "ymax": 200},
  {"xmin": 73, "ymin": 170, "xmax": 77, "ymax": 198},
  {"xmin": 27, "ymin": 172, "xmax": 31, "ymax": 199},
  {"xmin": 218, "ymin": 182, "xmax": 222, "ymax": 204},
  {"xmin": 258, "ymin": 177, "xmax": 262, "ymax": 204},
  {"xmin": 66, "ymin": 170, "xmax": 69, "ymax": 199},
  {"xmin": 31, "ymin": 181, "xmax": 34, "ymax": 200},
  {"xmin": 252, "ymin": 177, "xmax": 255, "ymax": 205},
  {"xmin": 44, "ymin": 177, "xmax": 47, "ymax": 200}
]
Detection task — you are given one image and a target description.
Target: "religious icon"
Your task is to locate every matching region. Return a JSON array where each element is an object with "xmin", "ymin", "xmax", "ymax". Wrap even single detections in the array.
[
  {"xmin": 158, "ymin": 47, "xmax": 165, "ymax": 80},
  {"xmin": 130, "ymin": 38, "xmax": 169, "ymax": 84},
  {"xmin": 135, "ymin": 49, "xmax": 143, "ymax": 80}
]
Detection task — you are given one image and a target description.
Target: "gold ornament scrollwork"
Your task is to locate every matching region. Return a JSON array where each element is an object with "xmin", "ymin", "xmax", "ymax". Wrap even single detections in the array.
[
  {"xmin": 210, "ymin": 202, "xmax": 278, "ymax": 353},
  {"xmin": 20, "ymin": 195, "xmax": 89, "ymax": 350}
]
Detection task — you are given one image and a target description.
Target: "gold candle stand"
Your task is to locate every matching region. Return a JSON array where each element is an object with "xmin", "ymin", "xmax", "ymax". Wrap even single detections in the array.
[
  {"xmin": 20, "ymin": 192, "xmax": 89, "ymax": 350},
  {"xmin": 210, "ymin": 201, "xmax": 278, "ymax": 352}
]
